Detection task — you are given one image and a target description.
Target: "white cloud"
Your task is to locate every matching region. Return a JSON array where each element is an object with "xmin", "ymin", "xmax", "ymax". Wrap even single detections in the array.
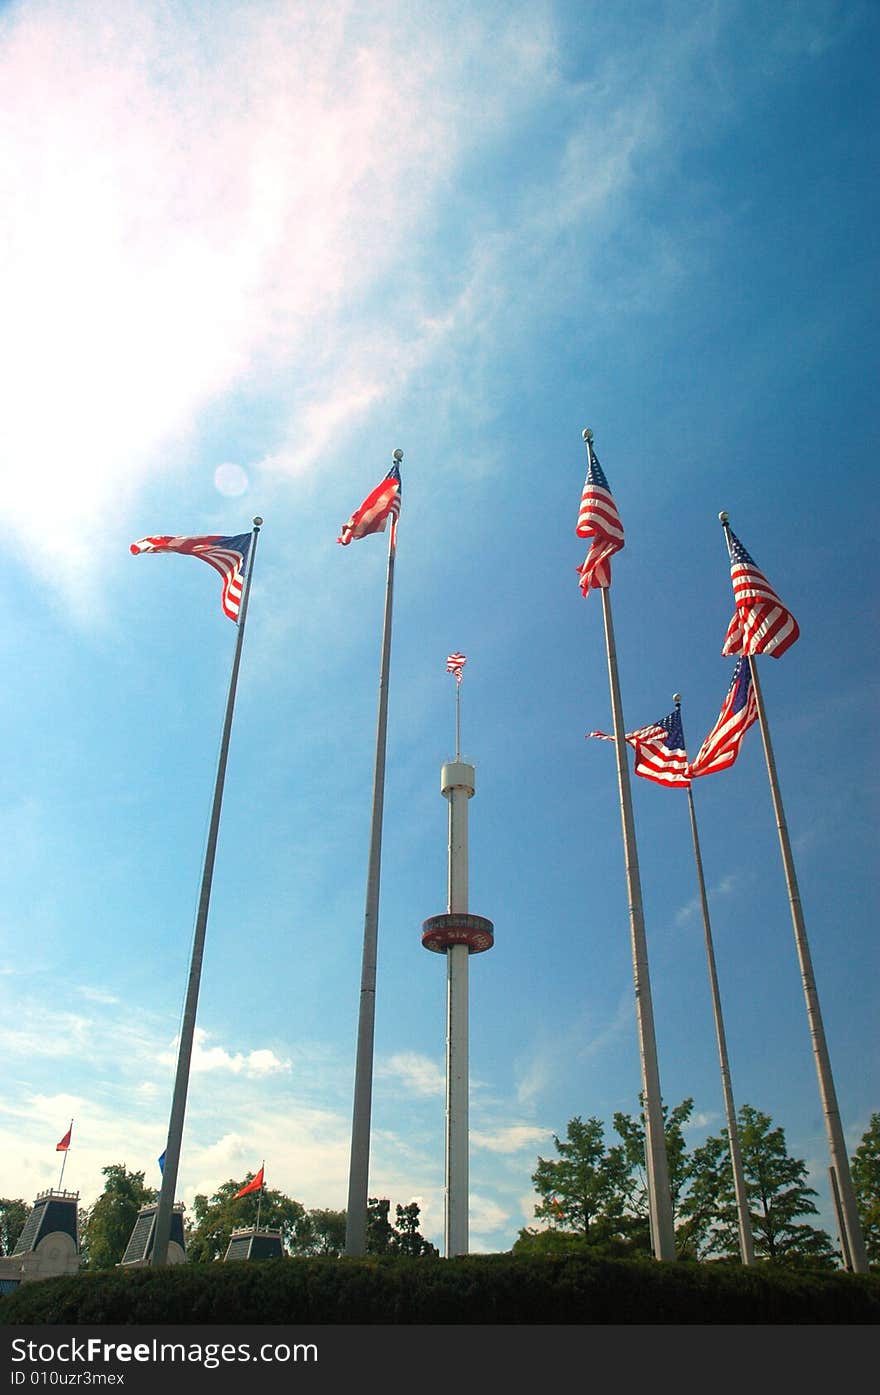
[
  {"xmin": 0, "ymin": 0, "xmax": 558, "ymax": 619},
  {"xmin": 157, "ymin": 1027, "xmax": 291, "ymax": 1076},
  {"xmin": 378, "ymin": 1051, "xmax": 444, "ymax": 1097},
  {"xmin": 471, "ymin": 1124, "xmax": 550, "ymax": 1155}
]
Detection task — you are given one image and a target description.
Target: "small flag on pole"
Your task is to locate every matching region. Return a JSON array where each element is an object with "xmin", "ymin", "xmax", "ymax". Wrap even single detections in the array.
[
  {"xmin": 446, "ymin": 652, "xmax": 467, "ymax": 684},
  {"xmin": 688, "ymin": 657, "xmax": 758, "ymax": 779},
  {"xmin": 588, "ymin": 705, "xmax": 691, "ymax": 788},
  {"xmin": 337, "ymin": 462, "xmax": 402, "ymax": 546},
  {"xmin": 576, "ymin": 442, "xmax": 625, "ymax": 595},
  {"xmin": 158, "ymin": 1150, "xmax": 166, "ymax": 1176},
  {"xmin": 130, "ymin": 533, "xmax": 252, "ymax": 622},
  {"xmin": 233, "ymin": 1166, "xmax": 265, "ymax": 1199},
  {"xmin": 56, "ymin": 1124, "xmax": 72, "ymax": 1152},
  {"xmin": 721, "ymin": 528, "xmax": 799, "ymax": 658}
]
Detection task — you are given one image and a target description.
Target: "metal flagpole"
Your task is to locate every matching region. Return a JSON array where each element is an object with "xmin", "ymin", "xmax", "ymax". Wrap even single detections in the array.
[
  {"xmin": 151, "ymin": 516, "xmax": 263, "ymax": 1268},
  {"xmin": 455, "ymin": 675, "xmax": 461, "ymax": 761},
  {"xmin": 597, "ymin": 581, "xmax": 676, "ymax": 1261},
  {"xmin": 719, "ymin": 512, "xmax": 868, "ymax": 1273},
  {"xmin": 345, "ymin": 451, "xmax": 402, "ymax": 1257},
  {"xmin": 675, "ymin": 695, "xmax": 755, "ymax": 1265}
]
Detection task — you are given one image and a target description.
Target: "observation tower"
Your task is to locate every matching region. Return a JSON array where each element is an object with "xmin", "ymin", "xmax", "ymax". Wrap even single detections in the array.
[{"xmin": 422, "ymin": 655, "xmax": 494, "ymax": 1256}]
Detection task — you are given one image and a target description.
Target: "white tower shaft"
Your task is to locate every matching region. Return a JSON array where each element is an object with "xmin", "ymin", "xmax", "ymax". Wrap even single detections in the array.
[{"xmin": 442, "ymin": 760, "xmax": 474, "ymax": 1258}]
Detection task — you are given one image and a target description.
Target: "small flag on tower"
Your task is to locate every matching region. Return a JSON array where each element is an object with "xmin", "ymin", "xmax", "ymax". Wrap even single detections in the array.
[
  {"xmin": 721, "ymin": 528, "xmax": 799, "ymax": 658},
  {"xmin": 158, "ymin": 1150, "xmax": 166, "ymax": 1176},
  {"xmin": 337, "ymin": 462, "xmax": 402, "ymax": 546},
  {"xmin": 233, "ymin": 1166, "xmax": 265, "ymax": 1199},
  {"xmin": 576, "ymin": 440, "xmax": 625, "ymax": 595},
  {"xmin": 56, "ymin": 1124, "xmax": 72, "ymax": 1152},
  {"xmin": 588, "ymin": 705, "xmax": 691, "ymax": 788},
  {"xmin": 446, "ymin": 652, "xmax": 467, "ymax": 683},
  {"xmin": 688, "ymin": 657, "xmax": 758, "ymax": 779},
  {"xmin": 130, "ymin": 533, "xmax": 252, "ymax": 622}
]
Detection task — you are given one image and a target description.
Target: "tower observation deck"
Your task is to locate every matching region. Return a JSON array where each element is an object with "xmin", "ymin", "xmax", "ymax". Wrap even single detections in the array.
[{"xmin": 422, "ymin": 755, "xmax": 494, "ymax": 1257}]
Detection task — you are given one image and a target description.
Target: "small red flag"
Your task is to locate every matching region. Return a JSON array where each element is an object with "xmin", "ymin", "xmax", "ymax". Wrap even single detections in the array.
[
  {"xmin": 56, "ymin": 1125, "xmax": 72, "ymax": 1152},
  {"xmin": 233, "ymin": 1166, "xmax": 264, "ymax": 1199}
]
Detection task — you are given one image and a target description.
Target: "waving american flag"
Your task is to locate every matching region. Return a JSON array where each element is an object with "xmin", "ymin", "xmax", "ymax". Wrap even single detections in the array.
[
  {"xmin": 446, "ymin": 652, "xmax": 467, "ymax": 683},
  {"xmin": 588, "ymin": 704, "xmax": 691, "ymax": 788},
  {"xmin": 576, "ymin": 440, "xmax": 625, "ymax": 594},
  {"xmin": 722, "ymin": 528, "xmax": 799, "ymax": 658},
  {"xmin": 130, "ymin": 533, "xmax": 252, "ymax": 621}
]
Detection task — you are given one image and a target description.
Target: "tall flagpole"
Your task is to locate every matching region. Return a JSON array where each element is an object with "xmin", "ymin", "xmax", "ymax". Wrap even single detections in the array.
[
  {"xmin": 345, "ymin": 450, "xmax": 402, "ymax": 1257},
  {"xmin": 587, "ymin": 433, "xmax": 675, "ymax": 1261},
  {"xmin": 151, "ymin": 516, "xmax": 263, "ymax": 1268},
  {"xmin": 719, "ymin": 512, "xmax": 868, "ymax": 1273},
  {"xmin": 675, "ymin": 695, "xmax": 754, "ymax": 1265}
]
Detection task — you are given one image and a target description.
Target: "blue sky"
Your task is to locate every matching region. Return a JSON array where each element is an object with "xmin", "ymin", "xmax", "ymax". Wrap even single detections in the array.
[{"xmin": 0, "ymin": 0, "xmax": 877, "ymax": 1259}]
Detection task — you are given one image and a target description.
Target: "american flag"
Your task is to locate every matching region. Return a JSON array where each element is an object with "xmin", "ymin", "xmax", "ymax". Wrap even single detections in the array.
[
  {"xmin": 130, "ymin": 533, "xmax": 251, "ymax": 622},
  {"xmin": 446, "ymin": 652, "xmax": 467, "ymax": 683},
  {"xmin": 722, "ymin": 528, "xmax": 799, "ymax": 658},
  {"xmin": 588, "ymin": 705, "xmax": 691, "ymax": 788},
  {"xmin": 688, "ymin": 657, "xmax": 758, "ymax": 779},
  {"xmin": 576, "ymin": 442, "xmax": 625, "ymax": 594},
  {"xmin": 337, "ymin": 462, "xmax": 402, "ymax": 546}
]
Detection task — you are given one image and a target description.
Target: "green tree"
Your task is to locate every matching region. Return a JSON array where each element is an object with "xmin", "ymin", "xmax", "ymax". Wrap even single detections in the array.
[
  {"xmin": 187, "ymin": 1176, "xmax": 305, "ymax": 1262},
  {"xmin": 365, "ymin": 1197, "xmax": 437, "ymax": 1256},
  {"xmin": 80, "ymin": 1164, "xmax": 156, "ymax": 1270},
  {"xmin": 612, "ymin": 1097, "xmax": 695, "ymax": 1251},
  {"xmin": 366, "ymin": 1197, "xmax": 395, "ymax": 1255},
  {"xmin": 680, "ymin": 1105, "xmax": 835, "ymax": 1265},
  {"xmin": 0, "ymin": 1198, "xmax": 29, "ymax": 1256},
  {"xmin": 289, "ymin": 1207, "xmax": 347, "ymax": 1257},
  {"xmin": 530, "ymin": 1116, "xmax": 629, "ymax": 1243},
  {"xmin": 391, "ymin": 1201, "xmax": 439, "ymax": 1257},
  {"xmin": 850, "ymin": 1112, "xmax": 880, "ymax": 1266}
]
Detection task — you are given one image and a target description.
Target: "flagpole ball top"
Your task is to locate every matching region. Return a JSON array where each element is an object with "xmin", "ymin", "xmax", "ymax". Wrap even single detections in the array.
[
  {"xmin": 718, "ymin": 511, "xmax": 729, "ymax": 523},
  {"xmin": 253, "ymin": 516, "xmax": 263, "ymax": 526},
  {"xmin": 582, "ymin": 428, "xmax": 593, "ymax": 442},
  {"xmin": 673, "ymin": 692, "xmax": 681, "ymax": 705},
  {"xmin": 392, "ymin": 448, "xmax": 403, "ymax": 462}
]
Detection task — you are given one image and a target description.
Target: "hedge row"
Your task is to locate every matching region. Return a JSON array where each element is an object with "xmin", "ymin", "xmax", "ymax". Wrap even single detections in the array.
[{"xmin": 2, "ymin": 1253, "xmax": 879, "ymax": 1325}]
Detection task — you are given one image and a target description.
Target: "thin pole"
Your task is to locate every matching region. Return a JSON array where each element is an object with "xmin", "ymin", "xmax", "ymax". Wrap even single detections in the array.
[
  {"xmin": 598, "ymin": 581, "xmax": 676, "ymax": 1261},
  {"xmin": 151, "ymin": 517, "xmax": 263, "ymax": 1267},
  {"xmin": 57, "ymin": 1119, "xmax": 72, "ymax": 1191},
  {"xmin": 455, "ymin": 679, "xmax": 461, "ymax": 761},
  {"xmin": 255, "ymin": 1163, "xmax": 265, "ymax": 1231},
  {"xmin": 345, "ymin": 457, "xmax": 400, "ymax": 1256},
  {"xmin": 719, "ymin": 513, "xmax": 868, "ymax": 1273},
  {"xmin": 675, "ymin": 696, "xmax": 754, "ymax": 1265}
]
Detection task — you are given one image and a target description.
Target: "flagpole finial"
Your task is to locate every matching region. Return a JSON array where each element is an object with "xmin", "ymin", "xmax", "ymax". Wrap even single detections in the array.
[
  {"xmin": 253, "ymin": 516, "xmax": 263, "ymax": 527},
  {"xmin": 392, "ymin": 448, "xmax": 403, "ymax": 463},
  {"xmin": 582, "ymin": 428, "xmax": 593, "ymax": 442},
  {"xmin": 718, "ymin": 511, "xmax": 729, "ymax": 524},
  {"xmin": 673, "ymin": 692, "xmax": 682, "ymax": 706}
]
